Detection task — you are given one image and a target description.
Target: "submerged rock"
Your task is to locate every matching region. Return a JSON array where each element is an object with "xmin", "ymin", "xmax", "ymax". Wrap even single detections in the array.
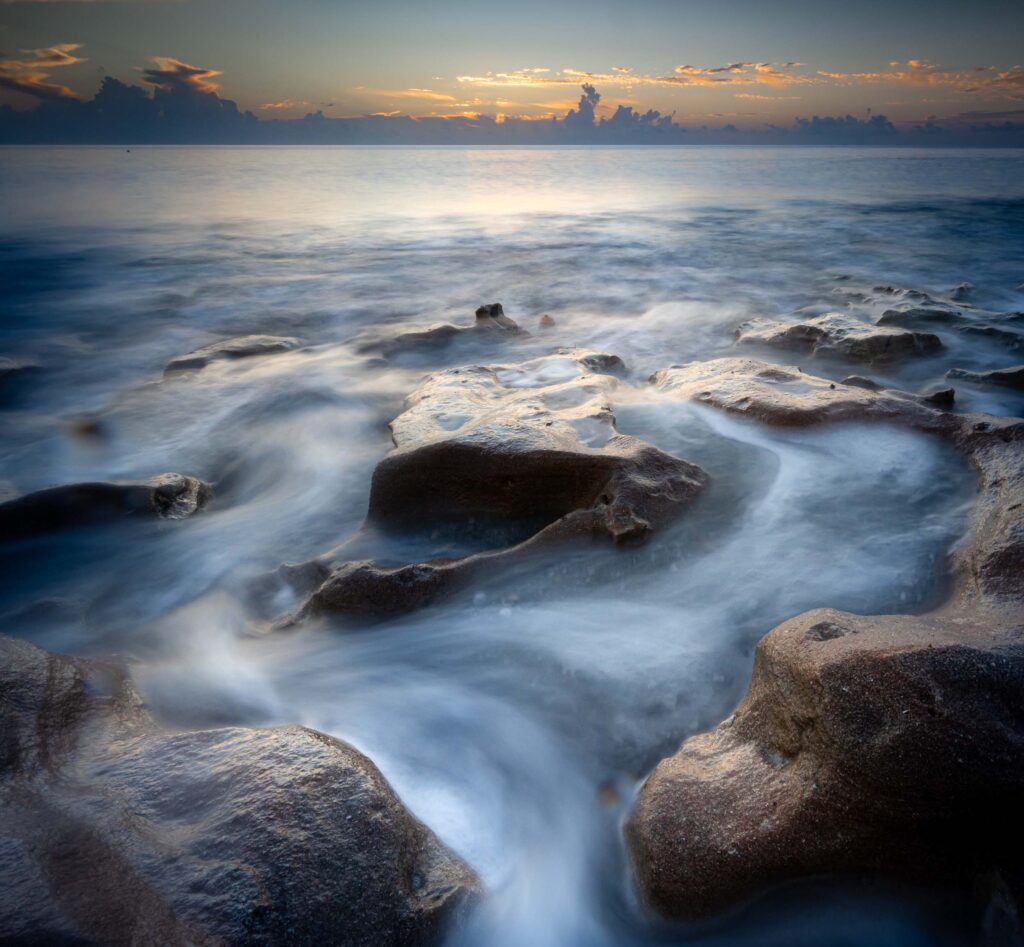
[
  {"xmin": 735, "ymin": 314, "xmax": 942, "ymax": 363},
  {"xmin": 164, "ymin": 335, "xmax": 302, "ymax": 375},
  {"xmin": 877, "ymin": 306, "xmax": 964, "ymax": 328},
  {"xmin": 630, "ymin": 355, "xmax": 1024, "ymax": 920},
  {"xmin": 0, "ymin": 634, "xmax": 480, "ymax": 945},
  {"xmin": 355, "ymin": 302, "xmax": 527, "ymax": 357},
  {"xmin": 294, "ymin": 350, "xmax": 706, "ymax": 619},
  {"xmin": 0, "ymin": 473, "xmax": 210, "ymax": 541},
  {"xmin": 947, "ymin": 365, "xmax": 1024, "ymax": 391}
]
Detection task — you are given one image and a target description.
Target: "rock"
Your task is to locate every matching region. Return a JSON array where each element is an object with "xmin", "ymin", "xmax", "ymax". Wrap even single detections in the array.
[
  {"xmin": 735, "ymin": 313, "xmax": 942, "ymax": 362},
  {"xmin": 539, "ymin": 314, "xmax": 556, "ymax": 329},
  {"xmin": 629, "ymin": 356, "xmax": 1024, "ymax": 921},
  {"xmin": 0, "ymin": 473, "xmax": 211, "ymax": 541},
  {"xmin": 164, "ymin": 335, "xmax": 301, "ymax": 375},
  {"xmin": 0, "ymin": 634, "xmax": 480, "ymax": 945},
  {"xmin": 951, "ymin": 281, "xmax": 975, "ymax": 301},
  {"xmin": 957, "ymin": 324, "xmax": 1024, "ymax": 350},
  {"xmin": 877, "ymin": 306, "xmax": 964, "ymax": 327},
  {"xmin": 355, "ymin": 303, "xmax": 527, "ymax": 356},
  {"xmin": 872, "ymin": 285, "xmax": 935, "ymax": 303},
  {"xmin": 920, "ymin": 385, "xmax": 956, "ymax": 407},
  {"xmin": 292, "ymin": 351, "xmax": 706, "ymax": 619},
  {"xmin": 947, "ymin": 365, "xmax": 1024, "ymax": 391},
  {"xmin": 626, "ymin": 607, "xmax": 1024, "ymax": 921}
]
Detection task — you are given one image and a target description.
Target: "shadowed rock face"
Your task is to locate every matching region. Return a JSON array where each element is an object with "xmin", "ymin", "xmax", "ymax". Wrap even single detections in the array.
[
  {"xmin": 164, "ymin": 335, "xmax": 302, "ymax": 375},
  {"xmin": 735, "ymin": 313, "xmax": 942, "ymax": 362},
  {"xmin": 629, "ymin": 356, "xmax": 1024, "ymax": 922},
  {"xmin": 0, "ymin": 634, "xmax": 480, "ymax": 946},
  {"xmin": 0, "ymin": 473, "xmax": 211, "ymax": 541},
  {"xmin": 292, "ymin": 350, "xmax": 706, "ymax": 620}
]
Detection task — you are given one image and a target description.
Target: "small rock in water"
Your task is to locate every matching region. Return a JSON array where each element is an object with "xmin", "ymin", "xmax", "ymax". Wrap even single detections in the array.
[
  {"xmin": 950, "ymin": 281, "xmax": 975, "ymax": 301},
  {"xmin": 539, "ymin": 313, "xmax": 556, "ymax": 329}
]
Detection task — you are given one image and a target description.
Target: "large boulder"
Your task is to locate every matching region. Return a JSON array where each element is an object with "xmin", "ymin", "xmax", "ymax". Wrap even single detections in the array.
[
  {"xmin": 0, "ymin": 473, "xmax": 211, "ymax": 541},
  {"xmin": 0, "ymin": 634, "xmax": 479, "ymax": 945},
  {"xmin": 289, "ymin": 350, "xmax": 706, "ymax": 620},
  {"xmin": 735, "ymin": 313, "xmax": 942, "ymax": 362},
  {"xmin": 626, "ymin": 607, "xmax": 1024, "ymax": 920},
  {"xmin": 164, "ymin": 335, "xmax": 302, "ymax": 375},
  {"xmin": 629, "ymin": 356, "xmax": 1024, "ymax": 921}
]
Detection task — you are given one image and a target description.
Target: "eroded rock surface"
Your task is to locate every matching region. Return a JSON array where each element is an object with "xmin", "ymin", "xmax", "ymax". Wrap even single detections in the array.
[
  {"xmin": 293, "ymin": 350, "xmax": 706, "ymax": 619},
  {"xmin": 736, "ymin": 313, "xmax": 942, "ymax": 362},
  {"xmin": 630, "ymin": 355, "xmax": 1024, "ymax": 921},
  {"xmin": 0, "ymin": 634, "xmax": 480, "ymax": 945},
  {"xmin": 0, "ymin": 473, "xmax": 211, "ymax": 541},
  {"xmin": 164, "ymin": 335, "xmax": 302, "ymax": 375}
]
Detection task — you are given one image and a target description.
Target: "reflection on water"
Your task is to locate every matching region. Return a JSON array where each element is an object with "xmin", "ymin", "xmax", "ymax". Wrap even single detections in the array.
[{"xmin": 1, "ymin": 146, "xmax": 1022, "ymax": 945}]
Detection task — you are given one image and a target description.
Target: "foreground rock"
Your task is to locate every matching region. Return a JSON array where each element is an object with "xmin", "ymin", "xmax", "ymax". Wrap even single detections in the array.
[
  {"xmin": 355, "ymin": 302, "xmax": 527, "ymax": 357},
  {"xmin": 948, "ymin": 364, "xmax": 1024, "ymax": 391},
  {"xmin": 630, "ymin": 356, "xmax": 1024, "ymax": 921},
  {"xmin": 291, "ymin": 350, "xmax": 706, "ymax": 619},
  {"xmin": 0, "ymin": 473, "xmax": 210, "ymax": 541},
  {"xmin": 164, "ymin": 335, "xmax": 302, "ymax": 375},
  {"xmin": 736, "ymin": 313, "xmax": 942, "ymax": 362},
  {"xmin": 0, "ymin": 634, "xmax": 479, "ymax": 945}
]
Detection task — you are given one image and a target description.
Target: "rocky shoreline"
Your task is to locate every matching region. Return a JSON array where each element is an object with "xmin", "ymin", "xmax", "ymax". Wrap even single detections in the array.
[{"xmin": 2, "ymin": 290, "xmax": 1023, "ymax": 944}]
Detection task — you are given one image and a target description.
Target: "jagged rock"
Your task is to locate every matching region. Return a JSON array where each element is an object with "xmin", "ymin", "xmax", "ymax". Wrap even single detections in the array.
[
  {"xmin": 629, "ymin": 356, "xmax": 1024, "ymax": 921},
  {"xmin": 0, "ymin": 634, "xmax": 480, "ymax": 945},
  {"xmin": 957, "ymin": 324, "xmax": 1024, "ymax": 350},
  {"xmin": 951, "ymin": 281, "xmax": 976, "ymax": 302},
  {"xmin": 355, "ymin": 303, "xmax": 527, "ymax": 356},
  {"xmin": 735, "ymin": 313, "xmax": 942, "ymax": 362},
  {"xmin": 292, "ymin": 351, "xmax": 706, "ymax": 619},
  {"xmin": 920, "ymin": 385, "xmax": 956, "ymax": 407},
  {"xmin": 947, "ymin": 365, "xmax": 1024, "ymax": 391},
  {"xmin": 0, "ymin": 473, "xmax": 211, "ymax": 541},
  {"xmin": 164, "ymin": 335, "xmax": 301, "ymax": 375}
]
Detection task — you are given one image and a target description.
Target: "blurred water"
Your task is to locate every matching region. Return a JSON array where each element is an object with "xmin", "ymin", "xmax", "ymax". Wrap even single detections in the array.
[{"xmin": 2, "ymin": 146, "xmax": 1023, "ymax": 945}]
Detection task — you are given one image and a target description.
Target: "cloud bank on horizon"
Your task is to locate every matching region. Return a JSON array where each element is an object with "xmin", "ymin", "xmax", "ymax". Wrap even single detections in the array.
[{"xmin": 2, "ymin": 29, "xmax": 1024, "ymax": 144}]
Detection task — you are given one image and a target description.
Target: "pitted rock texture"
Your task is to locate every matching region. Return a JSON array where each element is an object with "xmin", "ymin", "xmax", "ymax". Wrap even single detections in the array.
[
  {"xmin": 0, "ymin": 473, "xmax": 211, "ymax": 541},
  {"xmin": 294, "ymin": 350, "xmax": 706, "ymax": 619},
  {"xmin": 0, "ymin": 634, "xmax": 480, "ymax": 946},
  {"xmin": 735, "ymin": 313, "xmax": 942, "ymax": 362},
  {"xmin": 164, "ymin": 335, "xmax": 302, "ymax": 375},
  {"xmin": 629, "ymin": 355, "xmax": 1024, "ymax": 921}
]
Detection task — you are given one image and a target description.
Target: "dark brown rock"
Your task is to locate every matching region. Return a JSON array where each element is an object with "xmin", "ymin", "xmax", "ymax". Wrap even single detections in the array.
[
  {"xmin": 877, "ymin": 306, "xmax": 964, "ymax": 327},
  {"xmin": 355, "ymin": 303, "xmax": 527, "ymax": 356},
  {"xmin": 0, "ymin": 634, "xmax": 480, "ymax": 946},
  {"xmin": 293, "ymin": 351, "xmax": 706, "ymax": 619},
  {"xmin": 164, "ymin": 335, "xmax": 301, "ymax": 375},
  {"xmin": 0, "ymin": 473, "xmax": 211, "ymax": 541},
  {"xmin": 629, "ymin": 355, "xmax": 1024, "ymax": 921},
  {"xmin": 735, "ymin": 314, "xmax": 942, "ymax": 363}
]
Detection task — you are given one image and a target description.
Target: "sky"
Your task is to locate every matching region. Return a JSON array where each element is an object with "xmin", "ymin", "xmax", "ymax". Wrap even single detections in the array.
[{"xmin": 1, "ymin": 0, "xmax": 1023, "ymax": 143}]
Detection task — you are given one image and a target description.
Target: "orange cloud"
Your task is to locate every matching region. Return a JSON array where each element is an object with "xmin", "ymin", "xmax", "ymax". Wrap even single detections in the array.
[
  {"xmin": 0, "ymin": 43, "xmax": 85, "ymax": 100},
  {"xmin": 358, "ymin": 87, "xmax": 457, "ymax": 102},
  {"xmin": 142, "ymin": 57, "xmax": 222, "ymax": 93},
  {"xmin": 819, "ymin": 60, "xmax": 1024, "ymax": 99}
]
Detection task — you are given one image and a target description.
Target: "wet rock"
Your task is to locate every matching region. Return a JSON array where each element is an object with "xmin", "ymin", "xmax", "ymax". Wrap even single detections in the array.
[
  {"xmin": 355, "ymin": 303, "xmax": 527, "ymax": 356},
  {"xmin": 164, "ymin": 335, "xmax": 301, "ymax": 375},
  {"xmin": 957, "ymin": 324, "xmax": 1024, "ymax": 350},
  {"xmin": 539, "ymin": 314, "xmax": 556, "ymax": 329},
  {"xmin": 626, "ymin": 607, "xmax": 1024, "ymax": 921},
  {"xmin": 630, "ymin": 355, "xmax": 1024, "ymax": 920},
  {"xmin": 920, "ymin": 385, "xmax": 956, "ymax": 407},
  {"xmin": 735, "ymin": 313, "xmax": 942, "ymax": 362},
  {"xmin": 0, "ymin": 473, "xmax": 211, "ymax": 541},
  {"xmin": 0, "ymin": 634, "xmax": 480, "ymax": 945},
  {"xmin": 877, "ymin": 306, "xmax": 964, "ymax": 327},
  {"xmin": 295, "ymin": 350, "xmax": 706, "ymax": 618},
  {"xmin": 951, "ymin": 281, "xmax": 975, "ymax": 302},
  {"xmin": 947, "ymin": 365, "xmax": 1024, "ymax": 391}
]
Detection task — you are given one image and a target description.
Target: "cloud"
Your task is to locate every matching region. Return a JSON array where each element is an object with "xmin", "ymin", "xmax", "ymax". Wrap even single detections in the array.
[
  {"xmin": 141, "ymin": 56, "xmax": 221, "ymax": 93},
  {"xmin": 0, "ymin": 43, "xmax": 85, "ymax": 100},
  {"xmin": 357, "ymin": 87, "xmax": 457, "ymax": 102},
  {"xmin": 734, "ymin": 93, "xmax": 801, "ymax": 101},
  {"xmin": 818, "ymin": 60, "xmax": 1024, "ymax": 100}
]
